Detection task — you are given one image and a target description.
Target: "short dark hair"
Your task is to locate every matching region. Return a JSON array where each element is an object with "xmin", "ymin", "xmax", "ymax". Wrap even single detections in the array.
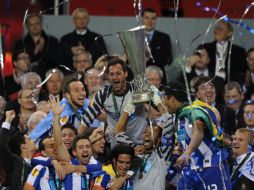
[
  {"xmin": 82, "ymin": 127, "xmax": 96, "ymax": 138},
  {"xmin": 38, "ymin": 136, "xmax": 51, "ymax": 152},
  {"xmin": 247, "ymin": 47, "xmax": 254, "ymax": 57},
  {"xmin": 71, "ymin": 134, "xmax": 90, "ymax": 151},
  {"xmin": 142, "ymin": 8, "xmax": 157, "ymax": 16},
  {"xmin": 61, "ymin": 123, "xmax": 78, "ymax": 135},
  {"xmin": 64, "ymin": 78, "xmax": 81, "ymax": 93},
  {"xmin": 164, "ymin": 81, "xmax": 187, "ymax": 102},
  {"xmin": 193, "ymin": 76, "xmax": 214, "ymax": 93},
  {"xmin": 12, "ymin": 49, "xmax": 28, "ymax": 62},
  {"xmin": 244, "ymin": 99, "xmax": 254, "ymax": 110},
  {"xmin": 193, "ymin": 45, "xmax": 209, "ymax": 56},
  {"xmin": 224, "ymin": 81, "xmax": 243, "ymax": 94},
  {"xmin": 111, "ymin": 143, "xmax": 135, "ymax": 161},
  {"xmin": 107, "ymin": 57, "xmax": 127, "ymax": 73},
  {"xmin": 8, "ymin": 131, "xmax": 27, "ymax": 156},
  {"xmin": 25, "ymin": 13, "xmax": 42, "ymax": 26}
]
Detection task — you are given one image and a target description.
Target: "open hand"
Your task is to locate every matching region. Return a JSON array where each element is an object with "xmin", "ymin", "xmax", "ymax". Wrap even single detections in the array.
[{"xmin": 48, "ymin": 95, "xmax": 65, "ymax": 116}]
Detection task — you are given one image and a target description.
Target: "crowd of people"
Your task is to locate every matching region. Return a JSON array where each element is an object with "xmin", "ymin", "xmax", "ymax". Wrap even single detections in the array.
[{"xmin": 0, "ymin": 7, "xmax": 254, "ymax": 190}]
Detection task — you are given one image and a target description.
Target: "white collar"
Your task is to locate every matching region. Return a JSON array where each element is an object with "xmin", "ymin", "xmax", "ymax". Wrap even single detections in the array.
[
  {"xmin": 246, "ymin": 126, "xmax": 254, "ymax": 131},
  {"xmin": 76, "ymin": 29, "xmax": 87, "ymax": 35},
  {"xmin": 236, "ymin": 152, "xmax": 248, "ymax": 164},
  {"xmin": 145, "ymin": 30, "xmax": 154, "ymax": 35},
  {"xmin": 24, "ymin": 158, "xmax": 31, "ymax": 165},
  {"xmin": 195, "ymin": 68, "xmax": 209, "ymax": 76}
]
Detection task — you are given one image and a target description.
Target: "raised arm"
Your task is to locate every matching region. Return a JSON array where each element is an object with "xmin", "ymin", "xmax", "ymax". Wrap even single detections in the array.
[
  {"xmin": 114, "ymin": 97, "xmax": 136, "ymax": 146},
  {"xmin": 49, "ymin": 95, "xmax": 70, "ymax": 162},
  {"xmin": 175, "ymin": 119, "xmax": 204, "ymax": 167}
]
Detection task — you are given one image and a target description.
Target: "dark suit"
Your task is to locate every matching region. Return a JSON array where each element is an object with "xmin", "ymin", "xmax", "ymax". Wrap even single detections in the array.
[
  {"xmin": 202, "ymin": 41, "xmax": 247, "ymax": 84},
  {"xmin": 13, "ymin": 31, "xmax": 59, "ymax": 80},
  {"xmin": 183, "ymin": 68, "xmax": 225, "ymax": 104},
  {"xmin": 146, "ymin": 30, "xmax": 172, "ymax": 84},
  {"xmin": 58, "ymin": 29, "xmax": 107, "ymax": 70},
  {"xmin": 0, "ymin": 126, "xmax": 31, "ymax": 189},
  {"xmin": 222, "ymin": 104, "xmax": 245, "ymax": 135}
]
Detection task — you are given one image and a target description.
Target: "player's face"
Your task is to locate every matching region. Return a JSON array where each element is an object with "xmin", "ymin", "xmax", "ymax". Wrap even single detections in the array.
[
  {"xmin": 73, "ymin": 11, "xmax": 89, "ymax": 30},
  {"xmin": 113, "ymin": 154, "xmax": 132, "ymax": 177},
  {"xmin": 24, "ymin": 134, "xmax": 37, "ymax": 153},
  {"xmin": 42, "ymin": 138, "xmax": 58, "ymax": 160},
  {"xmin": 196, "ymin": 82, "xmax": 216, "ymax": 105},
  {"xmin": 224, "ymin": 88, "xmax": 244, "ymax": 111},
  {"xmin": 163, "ymin": 96, "xmax": 178, "ymax": 114},
  {"xmin": 142, "ymin": 12, "xmax": 157, "ymax": 31},
  {"xmin": 108, "ymin": 64, "xmax": 127, "ymax": 95},
  {"xmin": 61, "ymin": 128, "xmax": 76, "ymax": 150},
  {"xmin": 244, "ymin": 104, "xmax": 254, "ymax": 127},
  {"xmin": 73, "ymin": 139, "xmax": 92, "ymax": 165},
  {"xmin": 143, "ymin": 126, "xmax": 161, "ymax": 151},
  {"xmin": 232, "ymin": 131, "xmax": 249, "ymax": 157},
  {"xmin": 92, "ymin": 135, "xmax": 106, "ymax": 155},
  {"xmin": 66, "ymin": 81, "xmax": 86, "ymax": 108}
]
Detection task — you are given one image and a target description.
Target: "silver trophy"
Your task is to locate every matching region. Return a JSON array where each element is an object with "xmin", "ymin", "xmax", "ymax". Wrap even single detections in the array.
[{"xmin": 118, "ymin": 26, "xmax": 151, "ymax": 103}]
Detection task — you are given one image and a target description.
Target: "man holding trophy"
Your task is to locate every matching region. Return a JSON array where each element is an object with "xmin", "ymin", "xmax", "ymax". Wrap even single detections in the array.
[{"xmin": 81, "ymin": 26, "xmax": 156, "ymax": 148}]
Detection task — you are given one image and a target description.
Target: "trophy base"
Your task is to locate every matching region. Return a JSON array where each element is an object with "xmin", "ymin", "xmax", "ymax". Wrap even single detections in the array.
[{"xmin": 132, "ymin": 91, "xmax": 152, "ymax": 104}]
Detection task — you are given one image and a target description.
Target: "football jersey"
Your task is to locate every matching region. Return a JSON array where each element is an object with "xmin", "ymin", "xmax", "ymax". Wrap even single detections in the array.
[{"xmin": 26, "ymin": 165, "xmax": 64, "ymax": 190}]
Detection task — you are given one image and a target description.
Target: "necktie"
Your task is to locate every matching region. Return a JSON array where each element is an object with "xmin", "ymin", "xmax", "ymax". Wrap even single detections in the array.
[{"xmin": 146, "ymin": 33, "xmax": 152, "ymax": 44}]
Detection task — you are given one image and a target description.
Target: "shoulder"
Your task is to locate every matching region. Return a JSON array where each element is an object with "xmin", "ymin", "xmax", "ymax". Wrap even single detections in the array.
[
  {"xmin": 29, "ymin": 165, "xmax": 47, "ymax": 177},
  {"xmin": 89, "ymin": 156, "xmax": 101, "ymax": 165},
  {"xmin": 232, "ymin": 44, "xmax": 246, "ymax": 52},
  {"xmin": 102, "ymin": 164, "xmax": 116, "ymax": 177},
  {"xmin": 154, "ymin": 30, "xmax": 170, "ymax": 38},
  {"xmin": 87, "ymin": 29, "xmax": 102, "ymax": 37},
  {"xmin": 61, "ymin": 31, "xmax": 76, "ymax": 40}
]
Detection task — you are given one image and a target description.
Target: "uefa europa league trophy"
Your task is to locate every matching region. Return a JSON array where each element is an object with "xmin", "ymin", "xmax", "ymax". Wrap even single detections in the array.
[{"xmin": 118, "ymin": 26, "xmax": 152, "ymax": 103}]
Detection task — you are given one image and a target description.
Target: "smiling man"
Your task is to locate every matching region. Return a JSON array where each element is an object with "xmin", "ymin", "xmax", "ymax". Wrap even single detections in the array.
[
  {"xmin": 81, "ymin": 57, "xmax": 147, "ymax": 148},
  {"xmin": 30, "ymin": 78, "xmax": 100, "ymax": 141},
  {"xmin": 231, "ymin": 128, "xmax": 254, "ymax": 190}
]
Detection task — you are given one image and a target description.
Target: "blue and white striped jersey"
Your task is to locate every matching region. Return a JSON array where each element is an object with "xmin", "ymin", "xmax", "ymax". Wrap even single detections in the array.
[
  {"xmin": 25, "ymin": 165, "xmax": 64, "ymax": 190},
  {"xmin": 177, "ymin": 108, "xmax": 228, "ymax": 169},
  {"xmin": 64, "ymin": 156, "xmax": 101, "ymax": 190},
  {"xmin": 82, "ymin": 83, "xmax": 147, "ymax": 147}
]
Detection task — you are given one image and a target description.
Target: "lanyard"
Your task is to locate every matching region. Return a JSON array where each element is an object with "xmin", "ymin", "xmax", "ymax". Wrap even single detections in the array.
[
  {"xmin": 69, "ymin": 104, "xmax": 84, "ymax": 123},
  {"xmin": 49, "ymin": 167, "xmax": 62, "ymax": 190},
  {"xmin": 231, "ymin": 152, "xmax": 251, "ymax": 180},
  {"xmin": 112, "ymin": 93, "xmax": 126, "ymax": 120}
]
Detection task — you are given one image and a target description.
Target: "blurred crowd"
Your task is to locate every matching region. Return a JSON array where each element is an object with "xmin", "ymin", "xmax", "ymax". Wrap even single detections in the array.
[{"xmin": 0, "ymin": 7, "xmax": 254, "ymax": 190}]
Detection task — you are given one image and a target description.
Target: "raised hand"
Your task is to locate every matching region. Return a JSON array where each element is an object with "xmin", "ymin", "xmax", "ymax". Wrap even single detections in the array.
[
  {"xmin": 5, "ymin": 110, "xmax": 15, "ymax": 123},
  {"xmin": 150, "ymin": 85, "xmax": 162, "ymax": 106},
  {"xmin": 48, "ymin": 95, "xmax": 65, "ymax": 116}
]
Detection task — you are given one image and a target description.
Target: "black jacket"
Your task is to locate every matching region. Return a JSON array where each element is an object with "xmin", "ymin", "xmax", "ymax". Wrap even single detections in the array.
[
  {"xmin": 0, "ymin": 127, "xmax": 31, "ymax": 190},
  {"xmin": 202, "ymin": 41, "xmax": 247, "ymax": 84},
  {"xmin": 13, "ymin": 31, "xmax": 59, "ymax": 80},
  {"xmin": 58, "ymin": 29, "xmax": 107, "ymax": 70}
]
